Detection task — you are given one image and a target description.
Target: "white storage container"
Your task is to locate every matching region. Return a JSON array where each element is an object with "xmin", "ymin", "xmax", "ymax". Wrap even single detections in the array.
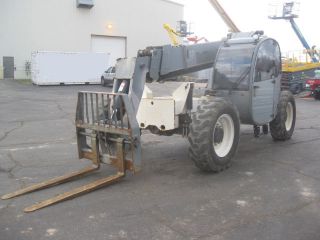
[{"xmin": 31, "ymin": 51, "xmax": 110, "ymax": 85}]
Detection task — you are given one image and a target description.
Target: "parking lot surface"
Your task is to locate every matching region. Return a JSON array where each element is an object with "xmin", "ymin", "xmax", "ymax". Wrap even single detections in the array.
[{"xmin": 1, "ymin": 79, "xmax": 320, "ymax": 240}]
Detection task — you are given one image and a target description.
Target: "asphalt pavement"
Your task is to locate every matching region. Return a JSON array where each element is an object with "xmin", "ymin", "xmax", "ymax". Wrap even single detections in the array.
[{"xmin": 1, "ymin": 79, "xmax": 320, "ymax": 240}]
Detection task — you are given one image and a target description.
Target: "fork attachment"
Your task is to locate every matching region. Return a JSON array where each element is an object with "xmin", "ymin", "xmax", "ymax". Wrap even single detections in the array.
[{"xmin": 1, "ymin": 91, "xmax": 141, "ymax": 212}]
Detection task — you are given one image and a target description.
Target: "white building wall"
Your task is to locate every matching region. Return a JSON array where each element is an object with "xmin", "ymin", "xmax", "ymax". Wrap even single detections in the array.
[{"xmin": 0, "ymin": 0, "xmax": 183, "ymax": 79}]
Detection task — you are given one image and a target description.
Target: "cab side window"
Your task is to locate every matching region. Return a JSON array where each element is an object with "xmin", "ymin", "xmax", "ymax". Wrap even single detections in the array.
[{"xmin": 255, "ymin": 40, "xmax": 280, "ymax": 82}]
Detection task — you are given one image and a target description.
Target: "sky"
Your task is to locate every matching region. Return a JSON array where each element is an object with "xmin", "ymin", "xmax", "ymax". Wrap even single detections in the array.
[{"xmin": 182, "ymin": 0, "xmax": 320, "ymax": 57}]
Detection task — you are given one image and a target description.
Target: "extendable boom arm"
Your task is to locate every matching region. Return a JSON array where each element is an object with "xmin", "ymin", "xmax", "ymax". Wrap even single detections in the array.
[{"xmin": 124, "ymin": 41, "xmax": 222, "ymax": 114}]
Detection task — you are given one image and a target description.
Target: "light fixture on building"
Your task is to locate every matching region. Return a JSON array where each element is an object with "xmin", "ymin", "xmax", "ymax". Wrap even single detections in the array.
[
  {"xmin": 76, "ymin": 0, "xmax": 94, "ymax": 8},
  {"xmin": 107, "ymin": 24, "xmax": 113, "ymax": 30}
]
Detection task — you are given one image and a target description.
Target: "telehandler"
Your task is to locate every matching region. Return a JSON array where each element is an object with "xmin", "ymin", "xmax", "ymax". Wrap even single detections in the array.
[{"xmin": 2, "ymin": 31, "xmax": 296, "ymax": 212}]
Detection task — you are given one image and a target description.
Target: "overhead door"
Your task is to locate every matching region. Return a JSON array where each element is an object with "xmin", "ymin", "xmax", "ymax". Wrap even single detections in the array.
[{"xmin": 91, "ymin": 35, "xmax": 126, "ymax": 67}]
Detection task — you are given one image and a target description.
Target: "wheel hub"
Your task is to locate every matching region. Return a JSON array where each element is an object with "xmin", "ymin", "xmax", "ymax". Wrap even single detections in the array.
[
  {"xmin": 285, "ymin": 102, "xmax": 293, "ymax": 131},
  {"xmin": 212, "ymin": 114, "xmax": 235, "ymax": 158},
  {"xmin": 214, "ymin": 125, "xmax": 224, "ymax": 143}
]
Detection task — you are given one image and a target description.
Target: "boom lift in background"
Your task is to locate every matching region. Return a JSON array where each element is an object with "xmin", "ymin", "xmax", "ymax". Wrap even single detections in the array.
[
  {"xmin": 164, "ymin": 0, "xmax": 240, "ymax": 45},
  {"xmin": 269, "ymin": 1, "xmax": 320, "ymax": 93},
  {"xmin": 269, "ymin": 2, "xmax": 318, "ymax": 62},
  {"xmin": 164, "ymin": 0, "xmax": 240, "ymax": 46},
  {"xmin": 163, "ymin": 23, "xmax": 182, "ymax": 46},
  {"xmin": 207, "ymin": 0, "xmax": 240, "ymax": 33},
  {"xmin": 163, "ymin": 21, "xmax": 208, "ymax": 45}
]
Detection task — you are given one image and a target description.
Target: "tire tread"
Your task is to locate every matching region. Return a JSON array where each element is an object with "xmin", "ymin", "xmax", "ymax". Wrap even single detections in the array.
[{"xmin": 188, "ymin": 97, "xmax": 240, "ymax": 172}]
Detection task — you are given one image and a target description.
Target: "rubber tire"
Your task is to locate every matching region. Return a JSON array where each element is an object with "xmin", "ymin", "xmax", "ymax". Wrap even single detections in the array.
[
  {"xmin": 188, "ymin": 97, "xmax": 240, "ymax": 172},
  {"xmin": 270, "ymin": 91, "xmax": 296, "ymax": 141},
  {"xmin": 101, "ymin": 77, "xmax": 106, "ymax": 87},
  {"xmin": 262, "ymin": 124, "xmax": 269, "ymax": 135},
  {"xmin": 253, "ymin": 125, "xmax": 260, "ymax": 138},
  {"xmin": 314, "ymin": 87, "xmax": 320, "ymax": 100},
  {"xmin": 108, "ymin": 78, "xmax": 115, "ymax": 88}
]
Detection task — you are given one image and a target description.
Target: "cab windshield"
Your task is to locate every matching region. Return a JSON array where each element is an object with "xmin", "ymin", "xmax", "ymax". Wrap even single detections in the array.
[{"xmin": 213, "ymin": 45, "xmax": 255, "ymax": 90}]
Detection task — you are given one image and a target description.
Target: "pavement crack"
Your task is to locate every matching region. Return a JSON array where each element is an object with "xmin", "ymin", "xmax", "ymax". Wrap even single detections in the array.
[
  {"xmin": 0, "ymin": 139, "xmax": 76, "ymax": 150},
  {"xmin": 295, "ymin": 126, "xmax": 320, "ymax": 131},
  {"xmin": 0, "ymin": 199, "xmax": 14, "ymax": 213},
  {"xmin": 279, "ymin": 137, "xmax": 320, "ymax": 147},
  {"xmin": 55, "ymin": 101, "xmax": 70, "ymax": 116},
  {"xmin": 0, "ymin": 153, "xmax": 25, "ymax": 212},
  {"xmin": 6, "ymin": 152, "xmax": 26, "ymax": 188},
  {"xmin": 195, "ymin": 199, "xmax": 320, "ymax": 240},
  {"xmin": 0, "ymin": 121, "xmax": 24, "ymax": 143},
  {"xmin": 254, "ymin": 136, "xmax": 320, "ymax": 151},
  {"xmin": 56, "ymin": 102, "xmax": 65, "ymax": 113},
  {"xmin": 148, "ymin": 206, "xmax": 191, "ymax": 239},
  {"xmin": 55, "ymin": 101, "xmax": 74, "ymax": 124},
  {"xmin": 270, "ymin": 158, "xmax": 320, "ymax": 182}
]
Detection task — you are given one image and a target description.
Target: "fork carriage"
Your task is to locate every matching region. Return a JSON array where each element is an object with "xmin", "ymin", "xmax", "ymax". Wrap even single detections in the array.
[{"xmin": 2, "ymin": 91, "xmax": 141, "ymax": 212}]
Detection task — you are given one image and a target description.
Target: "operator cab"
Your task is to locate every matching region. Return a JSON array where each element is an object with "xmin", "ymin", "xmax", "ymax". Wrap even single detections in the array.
[{"xmin": 211, "ymin": 32, "xmax": 281, "ymax": 125}]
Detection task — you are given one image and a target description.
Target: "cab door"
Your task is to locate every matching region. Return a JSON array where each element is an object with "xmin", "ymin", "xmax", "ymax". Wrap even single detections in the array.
[{"xmin": 251, "ymin": 39, "xmax": 281, "ymax": 125}]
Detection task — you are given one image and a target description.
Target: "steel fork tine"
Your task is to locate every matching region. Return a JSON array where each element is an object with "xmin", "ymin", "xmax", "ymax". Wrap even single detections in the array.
[
  {"xmin": 1, "ymin": 166, "xmax": 98, "ymax": 200},
  {"xmin": 24, "ymin": 172, "xmax": 124, "ymax": 212},
  {"xmin": 23, "ymin": 139, "xmax": 126, "ymax": 212}
]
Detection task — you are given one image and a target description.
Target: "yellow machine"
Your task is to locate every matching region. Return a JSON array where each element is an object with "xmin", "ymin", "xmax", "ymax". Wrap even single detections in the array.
[
  {"xmin": 163, "ymin": 23, "xmax": 181, "ymax": 46},
  {"xmin": 281, "ymin": 50, "xmax": 320, "ymax": 93}
]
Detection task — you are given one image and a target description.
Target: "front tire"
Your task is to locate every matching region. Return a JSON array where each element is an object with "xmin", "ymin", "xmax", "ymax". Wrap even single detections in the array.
[
  {"xmin": 270, "ymin": 91, "xmax": 296, "ymax": 140},
  {"xmin": 188, "ymin": 97, "xmax": 240, "ymax": 172}
]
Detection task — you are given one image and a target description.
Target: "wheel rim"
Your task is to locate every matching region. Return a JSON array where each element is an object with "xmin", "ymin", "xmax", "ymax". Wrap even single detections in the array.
[
  {"xmin": 285, "ymin": 102, "xmax": 293, "ymax": 131},
  {"xmin": 212, "ymin": 114, "xmax": 235, "ymax": 157}
]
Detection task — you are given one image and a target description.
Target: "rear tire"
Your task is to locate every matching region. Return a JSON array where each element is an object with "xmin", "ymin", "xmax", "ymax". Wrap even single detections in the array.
[
  {"xmin": 270, "ymin": 90, "xmax": 296, "ymax": 140},
  {"xmin": 253, "ymin": 125, "xmax": 260, "ymax": 138},
  {"xmin": 188, "ymin": 97, "xmax": 240, "ymax": 172},
  {"xmin": 101, "ymin": 77, "xmax": 105, "ymax": 87},
  {"xmin": 314, "ymin": 87, "xmax": 320, "ymax": 100},
  {"xmin": 262, "ymin": 124, "xmax": 269, "ymax": 135},
  {"xmin": 108, "ymin": 78, "xmax": 115, "ymax": 88}
]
